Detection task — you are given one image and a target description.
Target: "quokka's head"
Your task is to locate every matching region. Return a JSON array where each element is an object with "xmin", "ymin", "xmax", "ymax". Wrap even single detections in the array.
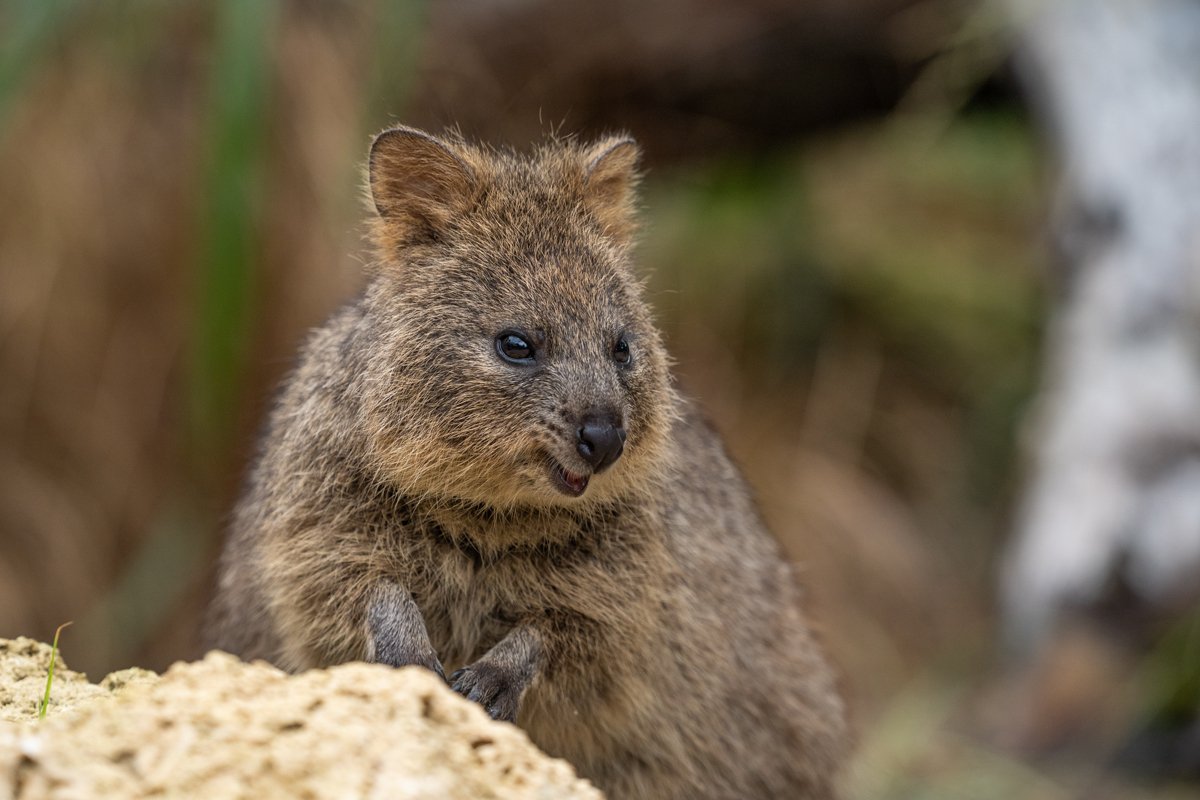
[{"xmin": 358, "ymin": 126, "xmax": 676, "ymax": 508}]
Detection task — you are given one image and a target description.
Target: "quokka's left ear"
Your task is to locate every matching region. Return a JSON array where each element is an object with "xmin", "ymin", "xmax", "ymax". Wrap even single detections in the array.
[{"xmin": 582, "ymin": 136, "xmax": 641, "ymax": 245}]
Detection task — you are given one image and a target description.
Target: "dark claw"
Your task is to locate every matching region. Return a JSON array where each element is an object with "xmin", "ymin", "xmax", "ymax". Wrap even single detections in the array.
[
  {"xmin": 410, "ymin": 650, "xmax": 446, "ymax": 681},
  {"xmin": 448, "ymin": 668, "xmax": 465, "ymax": 682}
]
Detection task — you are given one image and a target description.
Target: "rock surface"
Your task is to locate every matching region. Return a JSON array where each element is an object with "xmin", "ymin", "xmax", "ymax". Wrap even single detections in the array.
[{"xmin": 0, "ymin": 638, "xmax": 601, "ymax": 799}]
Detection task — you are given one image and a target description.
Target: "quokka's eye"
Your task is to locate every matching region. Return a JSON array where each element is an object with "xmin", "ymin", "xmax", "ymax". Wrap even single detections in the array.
[
  {"xmin": 613, "ymin": 337, "xmax": 631, "ymax": 365},
  {"xmin": 496, "ymin": 331, "xmax": 536, "ymax": 365}
]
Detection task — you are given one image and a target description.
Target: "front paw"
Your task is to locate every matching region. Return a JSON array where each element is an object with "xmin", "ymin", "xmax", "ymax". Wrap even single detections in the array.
[
  {"xmin": 370, "ymin": 642, "xmax": 446, "ymax": 680},
  {"xmin": 365, "ymin": 583, "xmax": 445, "ymax": 679},
  {"xmin": 449, "ymin": 661, "xmax": 527, "ymax": 723}
]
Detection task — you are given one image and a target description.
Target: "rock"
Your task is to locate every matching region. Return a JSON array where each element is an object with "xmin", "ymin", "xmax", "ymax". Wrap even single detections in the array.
[
  {"xmin": 0, "ymin": 637, "xmax": 106, "ymax": 723},
  {"xmin": 0, "ymin": 640, "xmax": 602, "ymax": 799}
]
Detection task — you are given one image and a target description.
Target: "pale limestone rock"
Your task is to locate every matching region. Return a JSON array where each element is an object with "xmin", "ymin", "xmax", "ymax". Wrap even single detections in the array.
[
  {"xmin": 0, "ymin": 637, "xmax": 107, "ymax": 723},
  {"xmin": 0, "ymin": 640, "xmax": 602, "ymax": 799}
]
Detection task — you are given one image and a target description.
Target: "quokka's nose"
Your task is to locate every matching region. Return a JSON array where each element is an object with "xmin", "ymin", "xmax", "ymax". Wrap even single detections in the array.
[{"xmin": 576, "ymin": 414, "xmax": 626, "ymax": 472}]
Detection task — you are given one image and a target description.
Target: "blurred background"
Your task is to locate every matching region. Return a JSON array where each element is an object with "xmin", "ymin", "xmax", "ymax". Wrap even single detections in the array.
[{"xmin": 1, "ymin": 0, "xmax": 1197, "ymax": 797}]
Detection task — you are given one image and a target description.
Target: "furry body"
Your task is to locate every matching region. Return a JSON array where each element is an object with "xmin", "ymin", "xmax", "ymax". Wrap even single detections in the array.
[{"xmin": 207, "ymin": 128, "xmax": 847, "ymax": 799}]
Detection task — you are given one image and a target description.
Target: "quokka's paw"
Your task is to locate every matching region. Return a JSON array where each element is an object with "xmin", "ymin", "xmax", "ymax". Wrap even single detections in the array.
[
  {"xmin": 368, "ymin": 638, "xmax": 445, "ymax": 679},
  {"xmin": 449, "ymin": 661, "xmax": 527, "ymax": 723}
]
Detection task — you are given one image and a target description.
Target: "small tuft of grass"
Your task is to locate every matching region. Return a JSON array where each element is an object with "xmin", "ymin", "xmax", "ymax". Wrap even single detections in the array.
[{"xmin": 37, "ymin": 621, "xmax": 73, "ymax": 720}]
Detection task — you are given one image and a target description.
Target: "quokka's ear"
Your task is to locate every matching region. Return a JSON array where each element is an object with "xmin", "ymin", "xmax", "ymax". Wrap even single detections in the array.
[
  {"xmin": 583, "ymin": 136, "xmax": 641, "ymax": 244},
  {"xmin": 369, "ymin": 126, "xmax": 475, "ymax": 243}
]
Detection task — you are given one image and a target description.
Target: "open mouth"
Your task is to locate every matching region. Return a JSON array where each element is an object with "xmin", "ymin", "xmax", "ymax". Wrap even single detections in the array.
[{"xmin": 550, "ymin": 462, "xmax": 590, "ymax": 497}]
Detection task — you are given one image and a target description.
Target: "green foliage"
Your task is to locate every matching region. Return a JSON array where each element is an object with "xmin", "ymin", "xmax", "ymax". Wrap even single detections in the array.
[
  {"xmin": 642, "ymin": 112, "xmax": 1043, "ymax": 505},
  {"xmin": 643, "ymin": 153, "xmax": 832, "ymax": 382},
  {"xmin": 805, "ymin": 114, "xmax": 1045, "ymax": 501},
  {"xmin": 189, "ymin": 0, "xmax": 278, "ymax": 472}
]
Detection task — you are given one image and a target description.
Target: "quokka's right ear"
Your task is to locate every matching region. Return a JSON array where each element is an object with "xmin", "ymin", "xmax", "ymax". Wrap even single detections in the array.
[
  {"xmin": 368, "ymin": 126, "xmax": 475, "ymax": 243},
  {"xmin": 582, "ymin": 135, "xmax": 641, "ymax": 245}
]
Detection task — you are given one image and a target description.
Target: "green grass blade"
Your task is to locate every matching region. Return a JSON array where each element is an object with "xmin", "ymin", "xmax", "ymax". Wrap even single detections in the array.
[
  {"xmin": 189, "ymin": 0, "xmax": 278, "ymax": 471},
  {"xmin": 38, "ymin": 620, "xmax": 73, "ymax": 720}
]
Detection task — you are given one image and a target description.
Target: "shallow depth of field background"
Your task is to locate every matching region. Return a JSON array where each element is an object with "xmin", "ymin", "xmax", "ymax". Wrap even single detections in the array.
[{"xmin": 0, "ymin": 2, "xmax": 1195, "ymax": 798}]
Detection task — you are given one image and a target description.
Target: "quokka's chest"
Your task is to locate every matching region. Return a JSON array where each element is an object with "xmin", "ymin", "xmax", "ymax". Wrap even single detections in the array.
[
  {"xmin": 384, "ymin": 505, "xmax": 653, "ymax": 663},
  {"xmin": 407, "ymin": 556, "xmax": 540, "ymax": 668}
]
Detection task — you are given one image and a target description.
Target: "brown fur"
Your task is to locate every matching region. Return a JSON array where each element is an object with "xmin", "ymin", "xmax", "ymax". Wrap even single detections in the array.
[{"xmin": 206, "ymin": 126, "xmax": 848, "ymax": 799}]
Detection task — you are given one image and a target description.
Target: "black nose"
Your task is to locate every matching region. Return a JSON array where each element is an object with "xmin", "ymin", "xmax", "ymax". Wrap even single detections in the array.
[{"xmin": 576, "ymin": 414, "xmax": 626, "ymax": 472}]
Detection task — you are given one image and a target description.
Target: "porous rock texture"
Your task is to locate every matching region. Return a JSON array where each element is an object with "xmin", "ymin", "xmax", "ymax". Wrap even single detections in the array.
[{"xmin": 0, "ymin": 638, "xmax": 601, "ymax": 799}]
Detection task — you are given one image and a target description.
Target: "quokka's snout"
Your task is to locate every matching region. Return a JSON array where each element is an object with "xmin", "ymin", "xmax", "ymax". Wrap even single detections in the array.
[{"xmin": 575, "ymin": 409, "xmax": 625, "ymax": 472}]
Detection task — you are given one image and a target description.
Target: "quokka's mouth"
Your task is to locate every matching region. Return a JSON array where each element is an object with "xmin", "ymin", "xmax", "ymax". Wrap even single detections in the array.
[{"xmin": 550, "ymin": 462, "xmax": 590, "ymax": 497}]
